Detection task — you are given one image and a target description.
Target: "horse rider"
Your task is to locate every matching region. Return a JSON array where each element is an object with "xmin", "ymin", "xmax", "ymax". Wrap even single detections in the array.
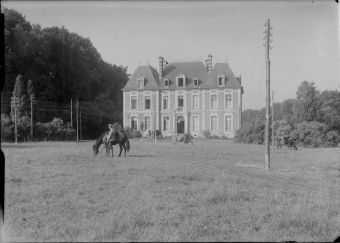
[{"xmin": 104, "ymin": 123, "xmax": 114, "ymax": 144}]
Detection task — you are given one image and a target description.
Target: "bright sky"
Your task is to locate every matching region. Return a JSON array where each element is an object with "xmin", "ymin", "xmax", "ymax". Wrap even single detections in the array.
[{"xmin": 3, "ymin": 1, "xmax": 340, "ymax": 109}]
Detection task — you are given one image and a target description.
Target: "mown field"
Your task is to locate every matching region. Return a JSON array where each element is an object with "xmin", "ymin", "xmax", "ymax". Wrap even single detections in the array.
[{"xmin": 2, "ymin": 139, "xmax": 340, "ymax": 242}]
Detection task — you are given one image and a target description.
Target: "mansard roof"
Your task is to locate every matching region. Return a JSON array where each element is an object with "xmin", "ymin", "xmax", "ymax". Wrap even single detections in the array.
[
  {"xmin": 122, "ymin": 61, "xmax": 242, "ymax": 91},
  {"xmin": 123, "ymin": 65, "xmax": 159, "ymax": 91}
]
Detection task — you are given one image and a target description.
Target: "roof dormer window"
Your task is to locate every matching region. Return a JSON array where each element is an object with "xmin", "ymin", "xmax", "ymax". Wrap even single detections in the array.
[
  {"xmin": 176, "ymin": 75, "xmax": 185, "ymax": 88},
  {"xmin": 138, "ymin": 77, "xmax": 145, "ymax": 89},
  {"xmin": 164, "ymin": 79, "xmax": 170, "ymax": 88},
  {"xmin": 193, "ymin": 78, "xmax": 199, "ymax": 88},
  {"xmin": 217, "ymin": 75, "xmax": 225, "ymax": 87}
]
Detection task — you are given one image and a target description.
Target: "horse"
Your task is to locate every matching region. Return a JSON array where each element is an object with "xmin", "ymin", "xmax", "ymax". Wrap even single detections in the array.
[
  {"xmin": 92, "ymin": 127, "xmax": 130, "ymax": 157},
  {"xmin": 276, "ymin": 135, "xmax": 298, "ymax": 150},
  {"xmin": 92, "ymin": 131, "xmax": 112, "ymax": 156},
  {"xmin": 108, "ymin": 130, "xmax": 130, "ymax": 157}
]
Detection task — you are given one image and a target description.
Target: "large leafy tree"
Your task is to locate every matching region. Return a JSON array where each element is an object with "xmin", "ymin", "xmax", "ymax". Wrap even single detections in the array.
[
  {"xmin": 238, "ymin": 81, "xmax": 340, "ymax": 147},
  {"xmin": 4, "ymin": 8, "xmax": 128, "ymax": 138},
  {"xmin": 316, "ymin": 90, "xmax": 340, "ymax": 131},
  {"xmin": 296, "ymin": 81, "xmax": 320, "ymax": 122}
]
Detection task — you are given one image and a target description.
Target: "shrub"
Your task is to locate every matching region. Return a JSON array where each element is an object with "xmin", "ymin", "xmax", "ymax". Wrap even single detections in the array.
[
  {"xmin": 235, "ymin": 122, "xmax": 265, "ymax": 145},
  {"xmin": 17, "ymin": 115, "xmax": 31, "ymax": 141},
  {"xmin": 275, "ymin": 119, "xmax": 293, "ymax": 138},
  {"xmin": 324, "ymin": 130, "xmax": 340, "ymax": 147},
  {"xmin": 34, "ymin": 118, "xmax": 76, "ymax": 141},
  {"xmin": 1, "ymin": 114, "xmax": 14, "ymax": 141},
  {"xmin": 35, "ymin": 122, "xmax": 47, "ymax": 141},
  {"xmin": 295, "ymin": 121, "xmax": 327, "ymax": 147}
]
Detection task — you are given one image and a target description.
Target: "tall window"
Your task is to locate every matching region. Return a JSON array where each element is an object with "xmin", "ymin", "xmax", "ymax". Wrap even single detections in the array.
[
  {"xmin": 177, "ymin": 95, "xmax": 184, "ymax": 110},
  {"xmin": 138, "ymin": 78, "xmax": 145, "ymax": 89},
  {"xmin": 217, "ymin": 76, "xmax": 225, "ymax": 87},
  {"xmin": 131, "ymin": 117, "xmax": 138, "ymax": 130},
  {"xmin": 193, "ymin": 78, "xmax": 199, "ymax": 87},
  {"xmin": 192, "ymin": 94, "xmax": 199, "ymax": 110},
  {"xmin": 164, "ymin": 79, "xmax": 169, "ymax": 87},
  {"xmin": 210, "ymin": 94, "xmax": 217, "ymax": 109},
  {"xmin": 163, "ymin": 116, "xmax": 169, "ymax": 131},
  {"xmin": 225, "ymin": 93, "xmax": 232, "ymax": 108},
  {"xmin": 131, "ymin": 96, "xmax": 137, "ymax": 110},
  {"xmin": 163, "ymin": 96, "xmax": 168, "ymax": 110},
  {"xmin": 145, "ymin": 96, "xmax": 151, "ymax": 110},
  {"xmin": 144, "ymin": 116, "xmax": 151, "ymax": 130},
  {"xmin": 192, "ymin": 116, "xmax": 199, "ymax": 132},
  {"xmin": 225, "ymin": 115, "xmax": 232, "ymax": 132},
  {"xmin": 177, "ymin": 76, "xmax": 185, "ymax": 88},
  {"xmin": 210, "ymin": 115, "xmax": 218, "ymax": 131}
]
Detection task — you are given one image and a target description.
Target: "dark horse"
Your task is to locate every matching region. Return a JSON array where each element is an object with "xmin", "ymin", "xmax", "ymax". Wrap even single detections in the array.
[
  {"xmin": 93, "ymin": 129, "xmax": 130, "ymax": 157},
  {"xmin": 276, "ymin": 135, "xmax": 298, "ymax": 150}
]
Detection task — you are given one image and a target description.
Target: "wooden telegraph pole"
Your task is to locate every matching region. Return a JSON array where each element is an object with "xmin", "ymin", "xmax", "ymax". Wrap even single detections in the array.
[
  {"xmin": 264, "ymin": 18, "xmax": 272, "ymax": 170},
  {"xmin": 12, "ymin": 96, "xmax": 18, "ymax": 144},
  {"xmin": 271, "ymin": 90, "xmax": 275, "ymax": 147},
  {"xmin": 70, "ymin": 98, "xmax": 73, "ymax": 128},
  {"xmin": 76, "ymin": 99, "xmax": 79, "ymax": 143},
  {"xmin": 80, "ymin": 111, "xmax": 82, "ymax": 141},
  {"xmin": 30, "ymin": 94, "xmax": 34, "ymax": 141}
]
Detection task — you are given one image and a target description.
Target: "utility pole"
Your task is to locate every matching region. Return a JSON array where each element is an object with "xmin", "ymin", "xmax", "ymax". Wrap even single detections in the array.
[
  {"xmin": 30, "ymin": 94, "xmax": 34, "ymax": 141},
  {"xmin": 70, "ymin": 98, "xmax": 73, "ymax": 128},
  {"xmin": 264, "ymin": 18, "xmax": 272, "ymax": 170},
  {"xmin": 271, "ymin": 90, "xmax": 275, "ymax": 147},
  {"xmin": 76, "ymin": 99, "xmax": 79, "ymax": 143},
  {"xmin": 80, "ymin": 111, "xmax": 82, "ymax": 141},
  {"xmin": 12, "ymin": 96, "xmax": 18, "ymax": 144}
]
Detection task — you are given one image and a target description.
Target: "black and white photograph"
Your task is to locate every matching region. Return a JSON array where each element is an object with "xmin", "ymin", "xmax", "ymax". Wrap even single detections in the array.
[{"xmin": 1, "ymin": 0, "xmax": 339, "ymax": 241}]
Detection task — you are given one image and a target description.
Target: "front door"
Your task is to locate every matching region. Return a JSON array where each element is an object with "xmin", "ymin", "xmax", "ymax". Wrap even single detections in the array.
[{"xmin": 177, "ymin": 116, "xmax": 185, "ymax": 134}]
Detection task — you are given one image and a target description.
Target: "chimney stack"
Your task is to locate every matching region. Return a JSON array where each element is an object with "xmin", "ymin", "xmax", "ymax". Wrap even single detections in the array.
[
  {"xmin": 205, "ymin": 54, "xmax": 213, "ymax": 72},
  {"xmin": 158, "ymin": 56, "xmax": 164, "ymax": 79}
]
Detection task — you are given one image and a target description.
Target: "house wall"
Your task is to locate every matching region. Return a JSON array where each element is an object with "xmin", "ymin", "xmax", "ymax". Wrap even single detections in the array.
[{"xmin": 123, "ymin": 87, "xmax": 242, "ymax": 138}]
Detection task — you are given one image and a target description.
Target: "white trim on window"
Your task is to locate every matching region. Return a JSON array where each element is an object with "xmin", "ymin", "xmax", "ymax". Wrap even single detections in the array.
[
  {"xmin": 192, "ymin": 115, "xmax": 200, "ymax": 132},
  {"xmin": 210, "ymin": 93, "xmax": 218, "ymax": 110},
  {"xmin": 192, "ymin": 93, "xmax": 199, "ymax": 110},
  {"xmin": 210, "ymin": 114, "xmax": 218, "ymax": 131},
  {"xmin": 217, "ymin": 75, "xmax": 225, "ymax": 87},
  {"xmin": 177, "ymin": 94, "xmax": 185, "ymax": 111},
  {"xmin": 176, "ymin": 74, "xmax": 186, "ymax": 88},
  {"xmin": 138, "ymin": 77, "xmax": 145, "ymax": 89},
  {"xmin": 130, "ymin": 116, "xmax": 138, "ymax": 130},
  {"xmin": 130, "ymin": 95, "xmax": 137, "ymax": 110},
  {"xmin": 162, "ymin": 116, "xmax": 170, "ymax": 131},
  {"xmin": 224, "ymin": 91, "xmax": 233, "ymax": 109},
  {"xmin": 224, "ymin": 114, "xmax": 233, "ymax": 132},
  {"xmin": 143, "ymin": 116, "xmax": 151, "ymax": 131},
  {"xmin": 164, "ymin": 79, "xmax": 170, "ymax": 88},
  {"xmin": 144, "ymin": 95, "xmax": 151, "ymax": 110},
  {"xmin": 193, "ymin": 78, "xmax": 199, "ymax": 88},
  {"xmin": 162, "ymin": 95, "xmax": 169, "ymax": 110}
]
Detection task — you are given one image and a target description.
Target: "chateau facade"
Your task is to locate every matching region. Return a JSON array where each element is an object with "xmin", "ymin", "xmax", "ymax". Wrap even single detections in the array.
[{"xmin": 122, "ymin": 55, "xmax": 244, "ymax": 138}]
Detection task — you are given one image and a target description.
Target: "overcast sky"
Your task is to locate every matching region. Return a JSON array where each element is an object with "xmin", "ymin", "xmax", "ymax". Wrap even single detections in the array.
[{"xmin": 3, "ymin": 1, "xmax": 340, "ymax": 109}]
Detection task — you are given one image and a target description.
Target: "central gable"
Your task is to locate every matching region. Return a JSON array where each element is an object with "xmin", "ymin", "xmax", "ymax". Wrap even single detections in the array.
[{"xmin": 161, "ymin": 62, "xmax": 207, "ymax": 89}]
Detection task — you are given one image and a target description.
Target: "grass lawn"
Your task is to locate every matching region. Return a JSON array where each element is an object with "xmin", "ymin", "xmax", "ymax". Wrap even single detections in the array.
[{"xmin": 2, "ymin": 139, "xmax": 340, "ymax": 241}]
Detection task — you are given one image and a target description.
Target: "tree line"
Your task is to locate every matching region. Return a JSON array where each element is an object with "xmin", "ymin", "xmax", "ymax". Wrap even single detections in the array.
[
  {"xmin": 235, "ymin": 81, "xmax": 340, "ymax": 147},
  {"xmin": 2, "ymin": 8, "xmax": 129, "ymax": 140}
]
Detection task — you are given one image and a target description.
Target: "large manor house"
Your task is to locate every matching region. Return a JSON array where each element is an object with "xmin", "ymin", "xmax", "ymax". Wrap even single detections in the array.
[{"xmin": 122, "ymin": 55, "xmax": 244, "ymax": 138}]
